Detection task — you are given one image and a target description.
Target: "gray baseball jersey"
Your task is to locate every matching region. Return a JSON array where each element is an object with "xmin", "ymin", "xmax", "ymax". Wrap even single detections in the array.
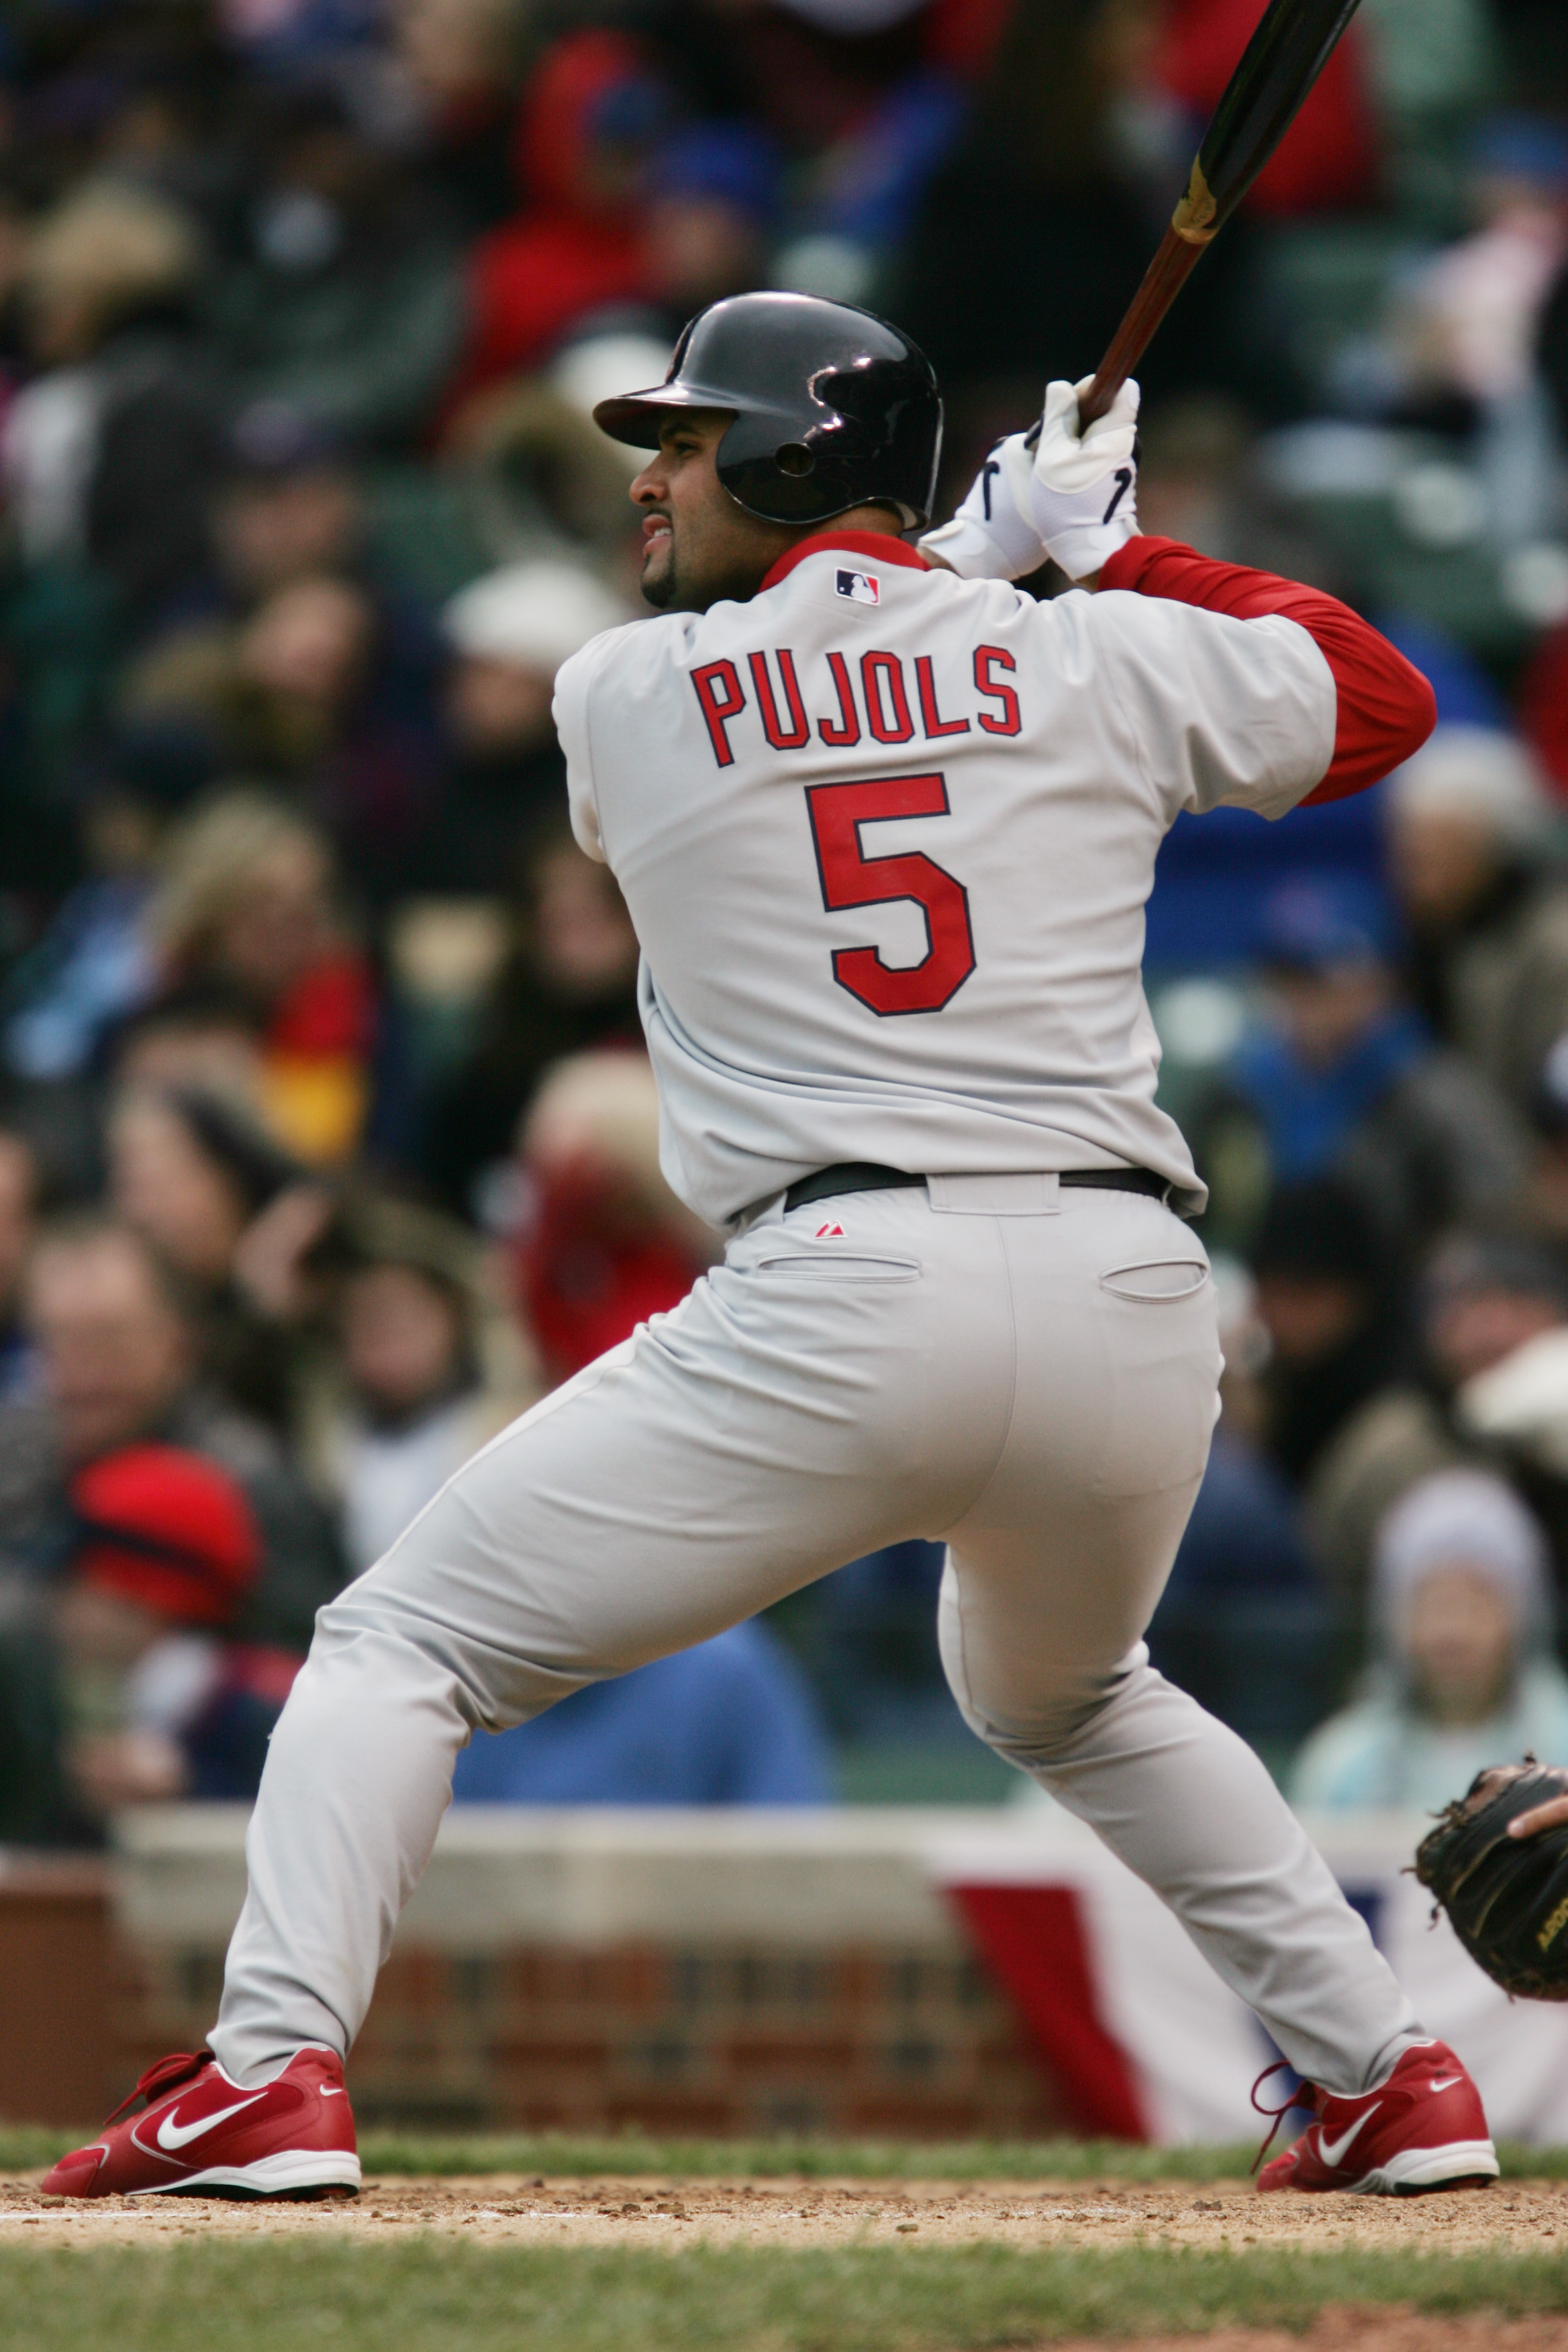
[{"xmin": 554, "ymin": 535, "xmax": 1337, "ymax": 1225}]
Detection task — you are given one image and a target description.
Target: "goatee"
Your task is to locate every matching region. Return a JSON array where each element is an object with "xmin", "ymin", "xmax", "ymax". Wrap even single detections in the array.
[{"xmin": 641, "ymin": 556, "xmax": 675, "ymax": 610}]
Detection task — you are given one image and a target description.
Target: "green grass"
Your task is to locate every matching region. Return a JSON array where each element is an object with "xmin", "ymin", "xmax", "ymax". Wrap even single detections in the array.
[
  {"xmin": 358, "ymin": 2134, "xmax": 1268, "ymax": 2182},
  {"xmin": 2, "ymin": 2241, "xmax": 1568, "ymax": 2351},
  {"xmin": 6, "ymin": 2126, "xmax": 1568, "ymax": 2182}
]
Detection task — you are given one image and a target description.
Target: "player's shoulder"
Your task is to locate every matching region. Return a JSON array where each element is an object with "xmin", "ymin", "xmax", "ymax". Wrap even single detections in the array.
[
  {"xmin": 1075, "ymin": 581, "xmax": 1193, "ymax": 638},
  {"xmin": 1085, "ymin": 580, "xmax": 1307, "ymax": 646},
  {"xmin": 1079, "ymin": 581, "xmax": 1328, "ymax": 685},
  {"xmin": 554, "ymin": 612, "xmax": 681, "ymax": 697}
]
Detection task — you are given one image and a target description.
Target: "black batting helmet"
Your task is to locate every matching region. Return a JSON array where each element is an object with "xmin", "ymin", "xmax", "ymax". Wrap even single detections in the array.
[{"xmin": 592, "ymin": 292, "xmax": 943, "ymax": 530}]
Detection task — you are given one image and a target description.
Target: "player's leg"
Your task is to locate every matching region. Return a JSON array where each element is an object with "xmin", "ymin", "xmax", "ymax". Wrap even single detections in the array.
[
  {"xmin": 934, "ymin": 1187, "xmax": 1422, "ymax": 2098},
  {"xmin": 211, "ymin": 1193, "xmax": 1018, "ymax": 2086}
]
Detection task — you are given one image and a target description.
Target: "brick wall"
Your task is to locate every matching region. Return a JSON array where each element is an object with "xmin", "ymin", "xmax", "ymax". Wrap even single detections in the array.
[
  {"xmin": 0, "ymin": 1811, "xmax": 1095, "ymax": 2134},
  {"xmin": 115, "ymin": 1937, "xmax": 1070, "ymax": 2137},
  {"xmin": 0, "ymin": 1859, "xmax": 115, "ymax": 2124}
]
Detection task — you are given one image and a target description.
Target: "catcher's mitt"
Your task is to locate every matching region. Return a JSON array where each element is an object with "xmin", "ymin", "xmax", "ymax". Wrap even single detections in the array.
[{"xmin": 1414, "ymin": 1762, "xmax": 1568, "ymax": 2000}]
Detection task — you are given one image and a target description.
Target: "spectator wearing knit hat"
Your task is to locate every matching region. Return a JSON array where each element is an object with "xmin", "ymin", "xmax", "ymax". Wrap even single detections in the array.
[
  {"xmin": 1387, "ymin": 727, "xmax": 1568, "ymax": 1120},
  {"xmin": 1300, "ymin": 1230, "xmax": 1568, "ymax": 1606},
  {"xmin": 0, "ymin": 1216, "xmax": 346, "ymax": 1655},
  {"xmin": 1292, "ymin": 1469, "xmax": 1568, "ymax": 1812},
  {"xmin": 67, "ymin": 1444, "xmax": 299, "ymax": 1806},
  {"xmin": 0, "ymin": 1444, "xmax": 303, "ymax": 1844},
  {"xmin": 432, "ymin": 558, "xmax": 630, "ymax": 894}
]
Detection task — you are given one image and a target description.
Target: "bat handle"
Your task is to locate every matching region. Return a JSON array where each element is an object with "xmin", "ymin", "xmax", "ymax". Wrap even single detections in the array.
[{"xmin": 1076, "ymin": 225, "xmax": 1209, "ymax": 430}]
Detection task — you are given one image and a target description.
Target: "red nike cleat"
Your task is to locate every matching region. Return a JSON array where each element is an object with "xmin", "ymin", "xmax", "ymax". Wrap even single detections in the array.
[
  {"xmin": 1255, "ymin": 2039, "xmax": 1498, "ymax": 2195},
  {"xmin": 40, "ymin": 2045, "xmax": 360, "ymax": 2200}
]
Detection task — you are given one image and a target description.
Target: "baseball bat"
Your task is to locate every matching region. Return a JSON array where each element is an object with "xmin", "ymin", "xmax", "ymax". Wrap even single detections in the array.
[{"xmin": 1077, "ymin": 0, "xmax": 1364, "ymax": 427}]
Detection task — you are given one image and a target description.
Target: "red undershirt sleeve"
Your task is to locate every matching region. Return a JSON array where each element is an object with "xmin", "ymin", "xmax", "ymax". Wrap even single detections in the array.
[{"xmin": 1096, "ymin": 534, "xmax": 1436, "ymax": 805}]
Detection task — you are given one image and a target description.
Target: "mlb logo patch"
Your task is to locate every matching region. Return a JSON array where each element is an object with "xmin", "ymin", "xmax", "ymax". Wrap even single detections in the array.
[{"xmin": 835, "ymin": 569, "xmax": 880, "ymax": 606}]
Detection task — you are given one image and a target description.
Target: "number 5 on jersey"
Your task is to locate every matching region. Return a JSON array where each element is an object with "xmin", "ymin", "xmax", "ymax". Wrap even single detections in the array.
[{"xmin": 805, "ymin": 773, "xmax": 976, "ymax": 1016}]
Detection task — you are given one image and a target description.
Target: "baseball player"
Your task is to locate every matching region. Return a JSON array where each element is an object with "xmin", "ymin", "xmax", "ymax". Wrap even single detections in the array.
[{"xmin": 48, "ymin": 293, "xmax": 1498, "ymax": 2200}]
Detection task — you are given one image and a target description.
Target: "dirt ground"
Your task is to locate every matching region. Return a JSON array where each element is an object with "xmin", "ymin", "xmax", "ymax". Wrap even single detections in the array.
[{"xmin": 3, "ymin": 2169, "xmax": 1566, "ymax": 2253}]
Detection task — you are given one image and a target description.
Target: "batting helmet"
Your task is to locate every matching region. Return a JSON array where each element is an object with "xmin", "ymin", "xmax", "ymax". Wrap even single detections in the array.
[{"xmin": 592, "ymin": 291, "xmax": 943, "ymax": 530}]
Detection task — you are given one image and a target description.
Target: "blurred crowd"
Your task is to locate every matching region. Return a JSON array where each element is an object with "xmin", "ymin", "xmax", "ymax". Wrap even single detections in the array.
[{"xmin": 3, "ymin": 0, "xmax": 1568, "ymax": 1837}]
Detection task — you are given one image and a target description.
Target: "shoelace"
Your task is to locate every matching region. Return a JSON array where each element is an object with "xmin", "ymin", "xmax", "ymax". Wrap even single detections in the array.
[
  {"xmin": 1249, "ymin": 2057, "xmax": 1316, "ymax": 2173},
  {"xmin": 99, "ymin": 2048, "xmax": 214, "ymax": 2130}
]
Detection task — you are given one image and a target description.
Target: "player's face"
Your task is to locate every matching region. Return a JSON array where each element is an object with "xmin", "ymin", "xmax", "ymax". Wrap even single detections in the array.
[{"xmin": 631, "ymin": 411, "xmax": 797, "ymax": 613}]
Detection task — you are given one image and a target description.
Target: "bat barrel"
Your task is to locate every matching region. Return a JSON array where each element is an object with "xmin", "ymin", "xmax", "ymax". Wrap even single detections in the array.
[
  {"xmin": 1195, "ymin": 0, "xmax": 1363, "ymax": 233},
  {"xmin": 1075, "ymin": 0, "xmax": 1365, "ymax": 431}
]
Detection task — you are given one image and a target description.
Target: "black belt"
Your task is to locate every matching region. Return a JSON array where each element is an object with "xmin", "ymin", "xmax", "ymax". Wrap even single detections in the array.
[{"xmin": 782, "ymin": 1161, "xmax": 1173, "ymax": 1214}]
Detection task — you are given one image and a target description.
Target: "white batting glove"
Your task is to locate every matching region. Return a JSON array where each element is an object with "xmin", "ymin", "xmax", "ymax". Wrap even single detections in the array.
[
  {"xmin": 919, "ymin": 434, "xmax": 1045, "ymax": 581},
  {"xmin": 919, "ymin": 376, "xmax": 1140, "ymax": 585},
  {"xmin": 1024, "ymin": 375, "xmax": 1140, "ymax": 581}
]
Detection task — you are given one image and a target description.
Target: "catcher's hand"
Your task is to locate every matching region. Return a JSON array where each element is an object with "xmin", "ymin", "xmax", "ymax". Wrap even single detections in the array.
[
  {"xmin": 1510, "ymin": 1783, "xmax": 1568, "ymax": 1839},
  {"xmin": 1414, "ymin": 1762, "xmax": 1568, "ymax": 2000}
]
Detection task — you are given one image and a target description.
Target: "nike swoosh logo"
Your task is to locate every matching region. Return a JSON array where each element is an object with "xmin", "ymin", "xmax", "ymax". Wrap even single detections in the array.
[
  {"xmin": 1318, "ymin": 2104, "xmax": 1379, "ymax": 2167},
  {"xmin": 154, "ymin": 2094, "xmax": 266, "ymax": 2152},
  {"xmin": 321, "ymin": 2087, "xmax": 346, "ymax": 2098},
  {"xmin": 1429, "ymin": 2075, "xmax": 1463, "ymax": 2092}
]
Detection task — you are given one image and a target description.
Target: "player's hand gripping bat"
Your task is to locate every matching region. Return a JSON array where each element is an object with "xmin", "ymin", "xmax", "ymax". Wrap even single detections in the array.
[{"xmin": 1077, "ymin": 0, "xmax": 1365, "ymax": 428}]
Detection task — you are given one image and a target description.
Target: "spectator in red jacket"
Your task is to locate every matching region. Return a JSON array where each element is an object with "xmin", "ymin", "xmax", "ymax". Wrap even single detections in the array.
[
  {"xmin": 511, "ymin": 1050, "xmax": 714, "ymax": 1384},
  {"xmin": 442, "ymin": 30, "xmax": 669, "ymax": 424},
  {"xmin": 52, "ymin": 1443, "xmax": 302, "ymax": 1820}
]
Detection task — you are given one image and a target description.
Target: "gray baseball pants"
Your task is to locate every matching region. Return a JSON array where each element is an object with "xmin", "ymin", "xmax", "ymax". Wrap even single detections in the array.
[{"xmin": 211, "ymin": 1177, "xmax": 1420, "ymax": 2094}]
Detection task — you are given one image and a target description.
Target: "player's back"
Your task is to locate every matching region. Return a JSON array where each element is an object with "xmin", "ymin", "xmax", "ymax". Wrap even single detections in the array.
[{"xmin": 553, "ymin": 536, "xmax": 1334, "ymax": 1225}]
